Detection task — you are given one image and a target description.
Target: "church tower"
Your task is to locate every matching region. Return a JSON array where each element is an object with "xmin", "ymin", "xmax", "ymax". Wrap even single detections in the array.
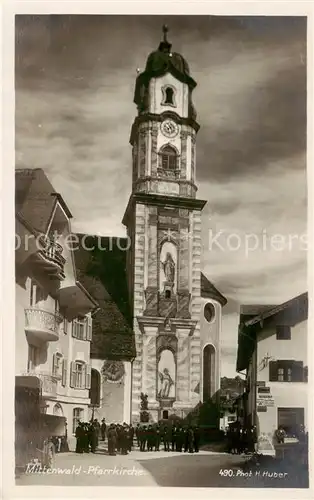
[{"xmin": 123, "ymin": 26, "xmax": 207, "ymax": 421}]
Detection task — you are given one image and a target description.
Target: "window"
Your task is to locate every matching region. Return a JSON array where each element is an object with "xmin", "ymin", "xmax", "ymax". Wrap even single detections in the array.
[
  {"xmin": 161, "ymin": 86, "xmax": 176, "ymax": 107},
  {"xmin": 204, "ymin": 303, "xmax": 215, "ymax": 323},
  {"xmin": 161, "ymin": 145, "xmax": 177, "ymax": 170},
  {"xmin": 52, "ymin": 353, "xmax": 63, "ymax": 378},
  {"xmin": 165, "ymin": 290, "xmax": 171, "ymax": 299},
  {"xmin": 269, "ymin": 360, "xmax": 304, "ymax": 382},
  {"xmin": 276, "ymin": 325, "xmax": 291, "ymax": 340},
  {"xmin": 70, "ymin": 361, "xmax": 91, "ymax": 389},
  {"xmin": 28, "ymin": 345, "xmax": 38, "ymax": 371},
  {"xmin": 72, "ymin": 316, "xmax": 92, "ymax": 341},
  {"xmin": 72, "ymin": 407, "xmax": 83, "ymax": 434},
  {"xmin": 63, "ymin": 318, "xmax": 69, "ymax": 335},
  {"xmin": 71, "ymin": 361, "xmax": 84, "ymax": 388}
]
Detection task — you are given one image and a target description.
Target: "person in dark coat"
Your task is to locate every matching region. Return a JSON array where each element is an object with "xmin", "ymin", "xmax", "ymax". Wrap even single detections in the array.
[
  {"xmin": 147, "ymin": 425, "xmax": 154, "ymax": 451},
  {"xmin": 75, "ymin": 422, "xmax": 84, "ymax": 453},
  {"xmin": 107, "ymin": 424, "xmax": 117, "ymax": 456},
  {"xmin": 155, "ymin": 424, "xmax": 161, "ymax": 451},
  {"xmin": 135, "ymin": 424, "xmax": 141, "ymax": 448},
  {"xmin": 90, "ymin": 423, "xmax": 98, "ymax": 453},
  {"xmin": 82, "ymin": 423, "xmax": 90, "ymax": 453},
  {"xmin": 184, "ymin": 427, "xmax": 189, "ymax": 452},
  {"xmin": 101, "ymin": 419, "xmax": 107, "ymax": 441},
  {"xmin": 129, "ymin": 425, "xmax": 134, "ymax": 451},
  {"xmin": 187, "ymin": 427, "xmax": 194, "ymax": 453},
  {"xmin": 171, "ymin": 425, "xmax": 176, "ymax": 451},
  {"xmin": 139, "ymin": 425, "xmax": 147, "ymax": 452},
  {"xmin": 120, "ymin": 425, "xmax": 129, "ymax": 455},
  {"xmin": 176, "ymin": 426, "xmax": 184, "ymax": 452},
  {"xmin": 193, "ymin": 426, "xmax": 200, "ymax": 452},
  {"xmin": 163, "ymin": 425, "xmax": 170, "ymax": 451},
  {"xmin": 116, "ymin": 425, "xmax": 122, "ymax": 453}
]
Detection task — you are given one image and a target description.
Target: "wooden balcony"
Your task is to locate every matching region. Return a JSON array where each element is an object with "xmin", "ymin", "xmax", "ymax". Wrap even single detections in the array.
[
  {"xmin": 33, "ymin": 235, "xmax": 66, "ymax": 280},
  {"xmin": 25, "ymin": 308, "xmax": 63, "ymax": 342}
]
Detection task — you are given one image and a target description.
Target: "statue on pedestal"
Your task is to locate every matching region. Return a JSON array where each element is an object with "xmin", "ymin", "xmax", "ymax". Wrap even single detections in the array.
[{"xmin": 161, "ymin": 252, "xmax": 175, "ymax": 284}]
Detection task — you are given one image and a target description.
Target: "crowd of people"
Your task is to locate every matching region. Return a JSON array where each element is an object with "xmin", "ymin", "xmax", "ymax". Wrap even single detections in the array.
[
  {"xmin": 225, "ymin": 422, "xmax": 258, "ymax": 454},
  {"xmin": 75, "ymin": 418, "xmax": 201, "ymax": 456}
]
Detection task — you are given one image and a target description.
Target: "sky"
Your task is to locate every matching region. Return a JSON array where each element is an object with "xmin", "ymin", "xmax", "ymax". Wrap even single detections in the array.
[{"xmin": 15, "ymin": 15, "xmax": 307, "ymax": 377}]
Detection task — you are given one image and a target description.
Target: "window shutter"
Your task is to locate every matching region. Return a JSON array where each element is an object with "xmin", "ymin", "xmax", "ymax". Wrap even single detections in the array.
[
  {"xmin": 52, "ymin": 353, "xmax": 57, "ymax": 377},
  {"xmin": 269, "ymin": 361, "xmax": 278, "ymax": 381},
  {"xmin": 62, "ymin": 358, "xmax": 68, "ymax": 386},
  {"xmin": 86, "ymin": 316, "xmax": 92, "ymax": 341},
  {"xmin": 70, "ymin": 361, "xmax": 75, "ymax": 387},
  {"xmin": 292, "ymin": 361, "xmax": 304, "ymax": 382},
  {"xmin": 85, "ymin": 364, "xmax": 91, "ymax": 390},
  {"xmin": 72, "ymin": 319, "xmax": 77, "ymax": 338}
]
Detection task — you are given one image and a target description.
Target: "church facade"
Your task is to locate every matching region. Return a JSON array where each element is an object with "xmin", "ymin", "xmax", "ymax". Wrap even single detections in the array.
[{"xmin": 121, "ymin": 27, "xmax": 227, "ymax": 422}]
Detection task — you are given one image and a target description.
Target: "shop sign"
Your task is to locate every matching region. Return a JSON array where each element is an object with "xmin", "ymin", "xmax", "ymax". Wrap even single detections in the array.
[
  {"xmin": 258, "ymin": 386, "xmax": 270, "ymax": 394},
  {"xmin": 257, "ymin": 405, "xmax": 267, "ymax": 412},
  {"xmin": 257, "ymin": 394, "xmax": 274, "ymax": 407}
]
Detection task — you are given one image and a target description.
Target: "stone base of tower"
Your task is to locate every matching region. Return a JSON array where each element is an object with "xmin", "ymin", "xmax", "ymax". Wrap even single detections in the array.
[{"xmin": 130, "ymin": 315, "xmax": 199, "ymax": 424}]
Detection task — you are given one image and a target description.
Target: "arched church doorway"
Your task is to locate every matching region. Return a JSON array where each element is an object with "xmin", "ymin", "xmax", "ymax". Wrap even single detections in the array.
[
  {"xmin": 203, "ymin": 344, "xmax": 215, "ymax": 402},
  {"xmin": 53, "ymin": 403, "xmax": 63, "ymax": 417},
  {"xmin": 90, "ymin": 369, "xmax": 101, "ymax": 406},
  {"xmin": 162, "ymin": 410, "xmax": 169, "ymax": 419}
]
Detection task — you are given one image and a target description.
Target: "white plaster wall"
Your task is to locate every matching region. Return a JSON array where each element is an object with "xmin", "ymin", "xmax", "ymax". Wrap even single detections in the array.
[
  {"xmin": 254, "ymin": 319, "xmax": 308, "ymax": 437},
  {"xmin": 149, "ymin": 74, "xmax": 189, "ymax": 117},
  {"xmin": 199, "ymin": 298, "xmax": 221, "ymax": 400}
]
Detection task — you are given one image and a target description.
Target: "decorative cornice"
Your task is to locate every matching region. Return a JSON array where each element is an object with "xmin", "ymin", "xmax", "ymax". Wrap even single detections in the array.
[
  {"xmin": 137, "ymin": 315, "xmax": 165, "ymax": 334},
  {"xmin": 122, "ymin": 193, "xmax": 207, "ymax": 226}
]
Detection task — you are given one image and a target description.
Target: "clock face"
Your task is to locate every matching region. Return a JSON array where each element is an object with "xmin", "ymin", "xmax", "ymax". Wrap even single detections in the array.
[{"xmin": 161, "ymin": 120, "xmax": 179, "ymax": 138}]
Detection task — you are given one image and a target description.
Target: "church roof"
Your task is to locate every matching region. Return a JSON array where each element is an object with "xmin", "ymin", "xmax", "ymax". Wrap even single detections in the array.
[
  {"xmin": 201, "ymin": 273, "xmax": 228, "ymax": 307},
  {"xmin": 74, "ymin": 235, "xmax": 136, "ymax": 361}
]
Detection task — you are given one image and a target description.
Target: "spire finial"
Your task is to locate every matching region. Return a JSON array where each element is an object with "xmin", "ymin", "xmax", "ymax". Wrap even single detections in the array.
[{"xmin": 162, "ymin": 24, "xmax": 169, "ymax": 42}]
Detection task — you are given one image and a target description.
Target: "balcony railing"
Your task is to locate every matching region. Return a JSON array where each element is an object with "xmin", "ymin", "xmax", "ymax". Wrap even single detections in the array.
[
  {"xmin": 34, "ymin": 235, "xmax": 66, "ymax": 280},
  {"xmin": 21, "ymin": 371, "xmax": 58, "ymax": 398},
  {"xmin": 25, "ymin": 308, "xmax": 63, "ymax": 342}
]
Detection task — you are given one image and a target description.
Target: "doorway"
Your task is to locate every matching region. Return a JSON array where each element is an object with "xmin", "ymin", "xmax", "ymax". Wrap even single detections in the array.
[{"xmin": 162, "ymin": 410, "xmax": 169, "ymax": 419}]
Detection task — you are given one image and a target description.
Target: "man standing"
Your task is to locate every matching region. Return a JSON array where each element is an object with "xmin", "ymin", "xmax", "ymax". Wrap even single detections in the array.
[
  {"xmin": 139, "ymin": 425, "xmax": 147, "ymax": 452},
  {"xmin": 129, "ymin": 424, "xmax": 134, "ymax": 451},
  {"xmin": 107, "ymin": 424, "xmax": 117, "ymax": 456},
  {"xmin": 171, "ymin": 425, "xmax": 176, "ymax": 452},
  {"xmin": 163, "ymin": 425, "xmax": 171, "ymax": 452},
  {"xmin": 75, "ymin": 422, "xmax": 84, "ymax": 453},
  {"xmin": 147, "ymin": 425, "xmax": 154, "ymax": 451},
  {"xmin": 135, "ymin": 424, "xmax": 141, "ymax": 448},
  {"xmin": 155, "ymin": 424, "xmax": 161, "ymax": 451},
  {"xmin": 193, "ymin": 425, "xmax": 200, "ymax": 453},
  {"xmin": 101, "ymin": 418, "xmax": 107, "ymax": 441}
]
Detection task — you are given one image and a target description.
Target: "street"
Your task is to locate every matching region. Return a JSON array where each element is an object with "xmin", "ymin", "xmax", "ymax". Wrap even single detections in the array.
[{"xmin": 15, "ymin": 442, "xmax": 308, "ymax": 488}]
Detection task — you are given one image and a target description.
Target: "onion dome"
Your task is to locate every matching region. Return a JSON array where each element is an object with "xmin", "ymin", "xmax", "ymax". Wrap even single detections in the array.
[{"xmin": 134, "ymin": 25, "xmax": 197, "ymax": 115}]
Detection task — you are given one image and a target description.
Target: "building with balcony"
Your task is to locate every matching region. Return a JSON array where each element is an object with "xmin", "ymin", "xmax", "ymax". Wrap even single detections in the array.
[
  {"xmin": 15, "ymin": 169, "xmax": 99, "ymax": 446},
  {"xmin": 236, "ymin": 292, "xmax": 308, "ymax": 442}
]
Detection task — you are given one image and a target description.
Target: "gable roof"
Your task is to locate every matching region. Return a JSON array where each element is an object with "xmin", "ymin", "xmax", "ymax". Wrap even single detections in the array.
[
  {"xmin": 74, "ymin": 234, "xmax": 136, "ymax": 361},
  {"xmin": 15, "ymin": 168, "xmax": 73, "ymax": 233},
  {"xmin": 201, "ymin": 273, "xmax": 227, "ymax": 307},
  {"xmin": 236, "ymin": 292, "xmax": 308, "ymax": 372}
]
